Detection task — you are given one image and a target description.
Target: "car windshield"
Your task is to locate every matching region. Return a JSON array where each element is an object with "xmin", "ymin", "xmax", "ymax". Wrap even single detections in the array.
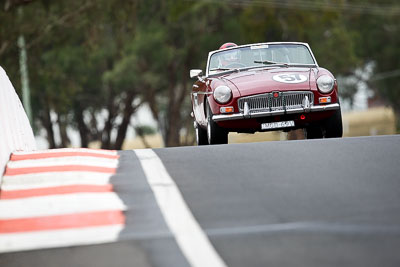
[{"xmin": 208, "ymin": 44, "xmax": 315, "ymax": 75}]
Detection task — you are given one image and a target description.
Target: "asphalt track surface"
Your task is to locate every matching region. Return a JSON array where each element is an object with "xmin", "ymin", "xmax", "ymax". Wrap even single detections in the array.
[{"xmin": 1, "ymin": 135, "xmax": 400, "ymax": 267}]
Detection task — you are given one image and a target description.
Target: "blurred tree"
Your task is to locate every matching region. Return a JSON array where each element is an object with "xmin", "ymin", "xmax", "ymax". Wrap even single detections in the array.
[
  {"xmin": 108, "ymin": 0, "xmax": 243, "ymax": 146},
  {"xmin": 1, "ymin": 0, "xmax": 141, "ymax": 149},
  {"xmin": 238, "ymin": 3, "xmax": 359, "ymax": 73},
  {"xmin": 3, "ymin": 0, "xmax": 34, "ymax": 11},
  {"xmin": 346, "ymin": 0, "xmax": 400, "ymax": 131},
  {"xmin": 1, "ymin": 0, "xmax": 400, "ymax": 149}
]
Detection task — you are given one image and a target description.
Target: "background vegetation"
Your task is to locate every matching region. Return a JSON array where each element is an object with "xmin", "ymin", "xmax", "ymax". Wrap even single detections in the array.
[{"xmin": 1, "ymin": 0, "xmax": 399, "ymax": 148}]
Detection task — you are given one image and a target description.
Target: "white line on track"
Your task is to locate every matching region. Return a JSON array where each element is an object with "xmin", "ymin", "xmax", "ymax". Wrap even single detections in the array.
[
  {"xmin": 0, "ymin": 224, "xmax": 124, "ymax": 253},
  {"xmin": 205, "ymin": 222, "xmax": 400, "ymax": 236},
  {"xmin": 0, "ymin": 192, "xmax": 126, "ymax": 219},
  {"xmin": 135, "ymin": 149, "xmax": 227, "ymax": 267}
]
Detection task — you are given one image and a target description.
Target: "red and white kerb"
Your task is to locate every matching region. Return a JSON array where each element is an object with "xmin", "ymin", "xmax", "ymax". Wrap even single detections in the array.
[{"xmin": 0, "ymin": 148, "xmax": 126, "ymax": 253}]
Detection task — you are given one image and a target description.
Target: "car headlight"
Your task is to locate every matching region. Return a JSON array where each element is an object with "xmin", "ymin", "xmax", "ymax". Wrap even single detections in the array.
[
  {"xmin": 317, "ymin": 75, "xmax": 334, "ymax": 94},
  {"xmin": 213, "ymin": 85, "xmax": 232, "ymax": 104}
]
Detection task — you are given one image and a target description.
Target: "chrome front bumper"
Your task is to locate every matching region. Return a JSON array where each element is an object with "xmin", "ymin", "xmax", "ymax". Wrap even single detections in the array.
[{"xmin": 212, "ymin": 103, "xmax": 340, "ymax": 122}]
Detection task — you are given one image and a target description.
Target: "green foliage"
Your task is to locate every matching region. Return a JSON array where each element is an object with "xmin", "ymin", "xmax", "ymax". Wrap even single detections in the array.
[{"xmin": 135, "ymin": 125, "xmax": 156, "ymax": 136}]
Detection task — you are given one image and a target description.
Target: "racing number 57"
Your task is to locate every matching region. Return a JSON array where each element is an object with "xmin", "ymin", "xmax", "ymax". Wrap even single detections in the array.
[{"xmin": 278, "ymin": 74, "xmax": 302, "ymax": 82}]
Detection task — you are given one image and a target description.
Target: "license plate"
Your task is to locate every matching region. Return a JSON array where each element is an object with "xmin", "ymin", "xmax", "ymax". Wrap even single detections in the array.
[{"xmin": 261, "ymin": 120, "xmax": 295, "ymax": 130}]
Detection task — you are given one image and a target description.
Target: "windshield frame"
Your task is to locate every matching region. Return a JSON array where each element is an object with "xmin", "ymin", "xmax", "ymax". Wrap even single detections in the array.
[{"xmin": 205, "ymin": 42, "xmax": 319, "ymax": 77}]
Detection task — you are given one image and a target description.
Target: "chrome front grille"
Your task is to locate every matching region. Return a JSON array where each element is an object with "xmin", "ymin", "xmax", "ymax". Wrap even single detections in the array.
[{"xmin": 238, "ymin": 91, "xmax": 314, "ymax": 113}]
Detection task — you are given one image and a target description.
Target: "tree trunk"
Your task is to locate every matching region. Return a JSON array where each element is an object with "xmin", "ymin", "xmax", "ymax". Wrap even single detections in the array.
[
  {"xmin": 113, "ymin": 91, "xmax": 136, "ymax": 150},
  {"xmin": 42, "ymin": 102, "xmax": 56, "ymax": 149},
  {"xmin": 76, "ymin": 104, "xmax": 88, "ymax": 148},
  {"xmin": 164, "ymin": 102, "xmax": 182, "ymax": 147},
  {"xmin": 163, "ymin": 62, "xmax": 190, "ymax": 147},
  {"xmin": 164, "ymin": 61, "xmax": 191, "ymax": 147},
  {"xmin": 101, "ymin": 92, "xmax": 115, "ymax": 149},
  {"xmin": 57, "ymin": 114, "xmax": 70, "ymax": 148}
]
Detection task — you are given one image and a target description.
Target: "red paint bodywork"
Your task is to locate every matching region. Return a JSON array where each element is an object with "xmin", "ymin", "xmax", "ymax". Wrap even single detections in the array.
[{"xmin": 192, "ymin": 66, "xmax": 339, "ymax": 133}]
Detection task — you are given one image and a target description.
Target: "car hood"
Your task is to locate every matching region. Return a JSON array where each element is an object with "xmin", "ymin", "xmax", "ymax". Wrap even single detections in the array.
[{"xmin": 221, "ymin": 67, "xmax": 313, "ymax": 96}]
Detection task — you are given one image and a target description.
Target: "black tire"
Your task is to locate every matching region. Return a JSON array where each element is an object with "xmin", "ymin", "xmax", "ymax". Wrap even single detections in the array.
[
  {"xmin": 206, "ymin": 101, "xmax": 228, "ymax": 145},
  {"xmin": 304, "ymin": 125, "xmax": 323, "ymax": 139},
  {"xmin": 323, "ymin": 108, "xmax": 343, "ymax": 138},
  {"xmin": 195, "ymin": 122, "xmax": 208, "ymax": 145}
]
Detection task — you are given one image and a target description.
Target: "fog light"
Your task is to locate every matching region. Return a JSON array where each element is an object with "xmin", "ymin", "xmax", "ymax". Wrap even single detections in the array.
[
  {"xmin": 319, "ymin": 96, "xmax": 331, "ymax": 104},
  {"xmin": 220, "ymin": 106, "xmax": 234, "ymax": 113}
]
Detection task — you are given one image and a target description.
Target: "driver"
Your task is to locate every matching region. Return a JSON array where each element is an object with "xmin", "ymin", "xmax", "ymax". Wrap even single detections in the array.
[
  {"xmin": 218, "ymin": 42, "xmax": 241, "ymax": 68},
  {"xmin": 219, "ymin": 42, "xmax": 237, "ymax": 50}
]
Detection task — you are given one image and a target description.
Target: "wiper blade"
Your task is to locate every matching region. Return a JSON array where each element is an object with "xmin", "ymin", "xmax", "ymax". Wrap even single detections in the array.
[
  {"xmin": 208, "ymin": 67, "xmax": 240, "ymax": 78},
  {"xmin": 254, "ymin": 60, "xmax": 289, "ymax": 67},
  {"xmin": 254, "ymin": 60, "xmax": 277, "ymax": 64},
  {"xmin": 210, "ymin": 67, "xmax": 233, "ymax": 71}
]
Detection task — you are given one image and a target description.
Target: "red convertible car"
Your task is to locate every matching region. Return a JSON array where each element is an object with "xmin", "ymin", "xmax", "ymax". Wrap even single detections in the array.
[{"xmin": 190, "ymin": 42, "xmax": 343, "ymax": 145}]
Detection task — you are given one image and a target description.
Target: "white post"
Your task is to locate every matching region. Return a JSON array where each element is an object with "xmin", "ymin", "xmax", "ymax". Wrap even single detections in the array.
[{"xmin": 18, "ymin": 34, "xmax": 33, "ymax": 124}]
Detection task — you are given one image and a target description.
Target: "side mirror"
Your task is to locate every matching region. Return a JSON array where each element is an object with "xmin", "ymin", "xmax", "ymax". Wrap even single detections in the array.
[{"xmin": 190, "ymin": 69, "xmax": 203, "ymax": 79}]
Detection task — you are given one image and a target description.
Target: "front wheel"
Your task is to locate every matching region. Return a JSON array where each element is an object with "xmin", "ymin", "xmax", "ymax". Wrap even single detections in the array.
[
  {"xmin": 304, "ymin": 126, "xmax": 323, "ymax": 139},
  {"xmin": 323, "ymin": 108, "xmax": 343, "ymax": 138},
  {"xmin": 206, "ymin": 101, "xmax": 228, "ymax": 145},
  {"xmin": 195, "ymin": 122, "xmax": 208, "ymax": 145}
]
